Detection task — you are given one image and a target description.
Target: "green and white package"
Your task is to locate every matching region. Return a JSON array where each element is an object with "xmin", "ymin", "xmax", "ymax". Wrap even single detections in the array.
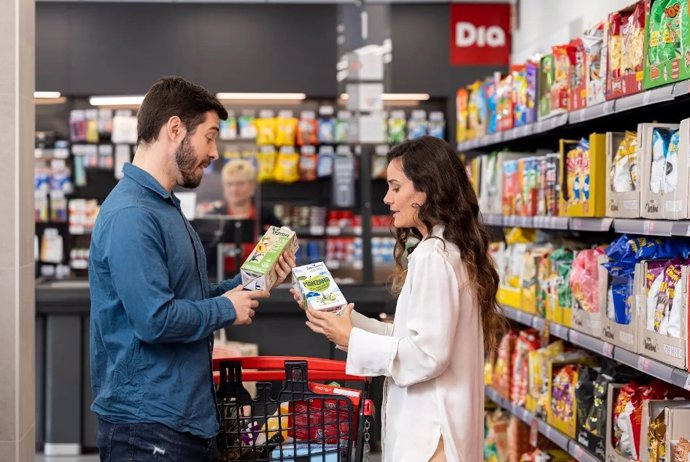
[
  {"xmin": 292, "ymin": 262, "xmax": 347, "ymax": 313},
  {"xmin": 241, "ymin": 226, "xmax": 298, "ymax": 291}
]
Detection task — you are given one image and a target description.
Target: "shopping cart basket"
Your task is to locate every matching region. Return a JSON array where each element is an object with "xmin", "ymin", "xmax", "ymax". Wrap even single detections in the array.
[{"xmin": 213, "ymin": 356, "xmax": 374, "ymax": 462}]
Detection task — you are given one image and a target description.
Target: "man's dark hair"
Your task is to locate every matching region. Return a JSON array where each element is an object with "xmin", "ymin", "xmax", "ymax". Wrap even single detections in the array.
[{"xmin": 136, "ymin": 76, "xmax": 228, "ymax": 145}]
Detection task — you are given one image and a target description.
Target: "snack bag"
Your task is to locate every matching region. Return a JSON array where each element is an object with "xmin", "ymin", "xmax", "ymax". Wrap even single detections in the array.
[
  {"xmin": 317, "ymin": 146, "xmax": 335, "ymax": 178},
  {"xmin": 297, "ymin": 112, "xmax": 319, "ymax": 146},
  {"xmin": 256, "ymin": 147, "xmax": 277, "ymax": 183},
  {"xmin": 334, "ymin": 111, "xmax": 351, "ymax": 144},
  {"xmin": 388, "ymin": 111, "xmax": 407, "ymax": 144},
  {"xmin": 299, "ymin": 146, "xmax": 318, "ymax": 182},
  {"xmin": 456, "ymin": 88, "xmax": 469, "ymax": 142},
  {"xmin": 610, "ymin": 131, "xmax": 639, "ymax": 193},
  {"xmin": 650, "ymin": 127, "xmax": 679, "ymax": 194},
  {"xmin": 275, "ymin": 113, "xmax": 298, "ymax": 147},
  {"xmin": 241, "ymin": 226, "xmax": 299, "ymax": 291},
  {"xmin": 318, "ymin": 117, "xmax": 336, "ymax": 144},
  {"xmin": 220, "ymin": 112, "xmax": 238, "ymax": 140},
  {"xmin": 570, "ymin": 247, "xmax": 606, "ymax": 314},
  {"xmin": 273, "ymin": 147, "xmax": 300, "ymax": 183},
  {"xmin": 292, "ymin": 261, "xmax": 347, "ymax": 313},
  {"xmin": 255, "ymin": 116, "xmax": 277, "ymax": 146},
  {"xmin": 584, "ymin": 22, "xmax": 607, "ymax": 105},
  {"xmin": 552, "ymin": 45, "xmax": 570, "ymax": 112},
  {"xmin": 239, "ymin": 113, "xmax": 257, "ymax": 139}
]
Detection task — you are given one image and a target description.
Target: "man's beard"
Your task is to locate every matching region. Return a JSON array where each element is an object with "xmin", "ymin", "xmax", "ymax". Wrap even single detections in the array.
[{"xmin": 175, "ymin": 135, "xmax": 205, "ymax": 188}]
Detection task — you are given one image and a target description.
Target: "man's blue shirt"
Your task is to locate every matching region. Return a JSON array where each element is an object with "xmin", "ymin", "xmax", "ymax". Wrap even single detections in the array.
[{"xmin": 89, "ymin": 163, "xmax": 241, "ymax": 438}]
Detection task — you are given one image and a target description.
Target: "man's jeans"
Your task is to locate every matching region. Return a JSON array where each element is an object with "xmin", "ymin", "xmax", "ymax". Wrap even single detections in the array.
[{"xmin": 97, "ymin": 419, "xmax": 219, "ymax": 462}]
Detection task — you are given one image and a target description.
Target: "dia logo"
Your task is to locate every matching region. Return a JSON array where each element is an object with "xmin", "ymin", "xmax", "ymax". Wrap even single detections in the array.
[{"xmin": 455, "ymin": 23, "xmax": 506, "ymax": 48}]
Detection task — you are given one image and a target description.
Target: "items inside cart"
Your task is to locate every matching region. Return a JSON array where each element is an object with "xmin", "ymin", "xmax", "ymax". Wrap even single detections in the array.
[{"xmin": 213, "ymin": 356, "xmax": 374, "ymax": 461}]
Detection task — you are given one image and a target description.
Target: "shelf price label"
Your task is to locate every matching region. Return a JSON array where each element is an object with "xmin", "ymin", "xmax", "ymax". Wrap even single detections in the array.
[
  {"xmin": 643, "ymin": 221, "xmax": 656, "ymax": 235},
  {"xmin": 570, "ymin": 330, "xmax": 580, "ymax": 345},
  {"xmin": 571, "ymin": 444, "xmax": 585, "ymax": 460},
  {"xmin": 637, "ymin": 356, "xmax": 651, "ymax": 373},
  {"xmin": 529, "ymin": 418, "xmax": 539, "ymax": 448},
  {"xmin": 683, "ymin": 374, "xmax": 690, "ymax": 391},
  {"xmin": 602, "ymin": 342, "xmax": 614, "ymax": 358}
]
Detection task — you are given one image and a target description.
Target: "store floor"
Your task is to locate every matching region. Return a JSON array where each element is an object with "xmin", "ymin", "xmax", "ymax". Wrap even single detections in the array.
[{"xmin": 36, "ymin": 452, "xmax": 383, "ymax": 461}]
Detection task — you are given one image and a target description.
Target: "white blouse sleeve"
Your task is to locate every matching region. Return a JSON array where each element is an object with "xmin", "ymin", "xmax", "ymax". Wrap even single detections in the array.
[
  {"xmin": 350, "ymin": 310, "xmax": 394, "ymax": 336},
  {"xmin": 346, "ymin": 248, "xmax": 462, "ymax": 385}
]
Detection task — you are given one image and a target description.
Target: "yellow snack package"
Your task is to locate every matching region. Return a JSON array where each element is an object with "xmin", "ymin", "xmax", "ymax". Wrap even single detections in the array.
[
  {"xmin": 257, "ymin": 146, "xmax": 277, "ymax": 183},
  {"xmin": 255, "ymin": 112, "xmax": 277, "ymax": 146},
  {"xmin": 273, "ymin": 147, "xmax": 300, "ymax": 183},
  {"xmin": 275, "ymin": 111, "xmax": 298, "ymax": 146}
]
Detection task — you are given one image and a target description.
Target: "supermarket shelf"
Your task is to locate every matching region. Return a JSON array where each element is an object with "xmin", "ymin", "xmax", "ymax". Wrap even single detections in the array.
[
  {"xmin": 484, "ymin": 386, "xmax": 600, "ymax": 462},
  {"xmin": 568, "ymin": 217, "xmax": 613, "ymax": 232},
  {"xmin": 500, "ymin": 304, "xmax": 690, "ymax": 393},
  {"xmin": 481, "ymin": 214, "xmax": 503, "ymax": 227},
  {"xmin": 457, "ymin": 82, "xmax": 684, "ymax": 152},
  {"xmin": 474, "ymin": 215, "xmax": 690, "ymax": 236},
  {"xmin": 613, "ymin": 219, "xmax": 674, "ymax": 237}
]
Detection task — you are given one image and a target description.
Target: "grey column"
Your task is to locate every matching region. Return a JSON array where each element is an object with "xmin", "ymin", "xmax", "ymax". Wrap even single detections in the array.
[{"xmin": 0, "ymin": 0, "xmax": 36, "ymax": 459}]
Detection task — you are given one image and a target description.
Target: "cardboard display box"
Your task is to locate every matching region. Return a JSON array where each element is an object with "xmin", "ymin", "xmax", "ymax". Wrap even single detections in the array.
[
  {"xmin": 599, "ymin": 259, "xmax": 642, "ymax": 354},
  {"xmin": 640, "ymin": 122, "xmax": 681, "ymax": 219},
  {"xmin": 606, "ymin": 1, "xmax": 646, "ymax": 100},
  {"xmin": 642, "ymin": 0, "xmax": 690, "ymax": 89},
  {"xmin": 657, "ymin": 118, "xmax": 690, "ymax": 220},
  {"xmin": 560, "ymin": 133, "xmax": 607, "ymax": 217},
  {"xmin": 606, "ymin": 130, "xmax": 641, "ymax": 218},
  {"xmin": 605, "ymin": 384, "xmax": 637, "ymax": 462},
  {"xmin": 638, "ymin": 399, "xmax": 690, "ymax": 462},
  {"xmin": 636, "ymin": 261, "xmax": 688, "ymax": 370}
]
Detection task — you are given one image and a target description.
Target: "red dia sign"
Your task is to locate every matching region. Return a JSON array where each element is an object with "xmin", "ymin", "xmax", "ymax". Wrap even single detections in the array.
[{"xmin": 449, "ymin": 3, "xmax": 511, "ymax": 66}]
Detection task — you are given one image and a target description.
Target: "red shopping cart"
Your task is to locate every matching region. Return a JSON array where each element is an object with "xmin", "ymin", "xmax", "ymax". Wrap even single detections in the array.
[{"xmin": 213, "ymin": 356, "xmax": 375, "ymax": 462}]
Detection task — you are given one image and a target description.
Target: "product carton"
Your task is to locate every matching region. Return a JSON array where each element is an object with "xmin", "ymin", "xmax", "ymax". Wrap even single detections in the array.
[
  {"xmin": 643, "ymin": 0, "xmax": 690, "ymax": 89},
  {"xmin": 478, "ymin": 151, "xmax": 531, "ymax": 216},
  {"xmin": 292, "ymin": 262, "xmax": 347, "ymax": 313},
  {"xmin": 605, "ymin": 384, "xmax": 635, "ymax": 462},
  {"xmin": 584, "ymin": 21, "xmax": 608, "ymax": 107},
  {"xmin": 571, "ymin": 254, "xmax": 608, "ymax": 338},
  {"xmin": 638, "ymin": 399, "xmax": 690, "ymax": 462},
  {"xmin": 241, "ymin": 226, "xmax": 298, "ymax": 291},
  {"xmin": 606, "ymin": 1, "xmax": 646, "ymax": 100},
  {"xmin": 599, "ymin": 257, "xmax": 642, "ymax": 353},
  {"xmin": 568, "ymin": 37, "xmax": 588, "ymax": 111},
  {"xmin": 606, "ymin": 131, "xmax": 641, "ymax": 218},
  {"xmin": 636, "ymin": 261, "xmax": 688, "ymax": 370},
  {"xmin": 560, "ymin": 133, "xmax": 607, "ymax": 217},
  {"xmin": 640, "ymin": 123, "xmax": 681, "ymax": 219},
  {"xmin": 663, "ymin": 118, "xmax": 690, "ymax": 219}
]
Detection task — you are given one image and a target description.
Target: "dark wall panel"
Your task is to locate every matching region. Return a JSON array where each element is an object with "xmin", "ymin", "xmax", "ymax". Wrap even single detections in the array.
[
  {"xmin": 36, "ymin": 4, "xmax": 71, "ymax": 92},
  {"xmin": 36, "ymin": 3, "xmax": 339, "ymax": 96}
]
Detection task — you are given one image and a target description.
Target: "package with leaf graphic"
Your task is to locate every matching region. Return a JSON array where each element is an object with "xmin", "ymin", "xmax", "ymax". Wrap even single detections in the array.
[
  {"xmin": 292, "ymin": 262, "xmax": 347, "ymax": 313},
  {"xmin": 241, "ymin": 226, "xmax": 298, "ymax": 291}
]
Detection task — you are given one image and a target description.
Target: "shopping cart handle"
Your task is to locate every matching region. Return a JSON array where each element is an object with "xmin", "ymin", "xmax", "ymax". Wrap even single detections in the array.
[
  {"xmin": 213, "ymin": 355, "xmax": 346, "ymax": 373},
  {"xmin": 212, "ymin": 356, "xmax": 369, "ymax": 383}
]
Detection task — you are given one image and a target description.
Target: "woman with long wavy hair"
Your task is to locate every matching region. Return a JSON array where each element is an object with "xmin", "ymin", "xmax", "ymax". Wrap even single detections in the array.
[{"xmin": 300, "ymin": 136, "xmax": 504, "ymax": 462}]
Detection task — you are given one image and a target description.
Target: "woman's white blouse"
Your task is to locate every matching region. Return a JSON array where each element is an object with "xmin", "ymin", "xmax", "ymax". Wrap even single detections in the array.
[{"xmin": 347, "ymin": 226, "xmax": 484, "ymax": 462}]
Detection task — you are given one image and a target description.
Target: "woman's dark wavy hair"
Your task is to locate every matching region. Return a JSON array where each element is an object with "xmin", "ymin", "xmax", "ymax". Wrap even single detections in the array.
[{"xmin": 387, "ymin": 136, "xmax": 505, "ymax": 353}]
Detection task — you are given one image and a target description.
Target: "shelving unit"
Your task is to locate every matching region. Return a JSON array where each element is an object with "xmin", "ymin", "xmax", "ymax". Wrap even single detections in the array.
[
  {"xmin": 458, "ymin": 82, "xmax": 689, "ymax": 152},
  {"xmin": 480, "ymin": 214, "xmax": 690, "ymax": 237},
  {"xmin": 484, "ymin": 386, "xmax": 600, "ymax": 462},
  {"xmin": 499, "ymin": 305, "xmax": 690, "ymax": 391}
]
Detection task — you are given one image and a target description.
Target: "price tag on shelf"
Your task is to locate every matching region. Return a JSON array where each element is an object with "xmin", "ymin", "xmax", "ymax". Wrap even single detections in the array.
[
  {"xmin": 643, "ymin": 221, "xmax": 656, "ymax": 235},
  {"xmin": 603, "ymin": 342, "xmax": 614, "ymax": 358},
  {"xmin": 642, "ymin": 91, "xmax": 652, "ymax": 105},
  {"xmin": 637, "ymin": 356, "xmax": 651, "ymax": 373},
  {"xmin": 604, "ymin": 100, "xmax": 615, "ymax": 115},
  {"xmin": 570, "ymin": 330, "xmax": 580, "ymax": 344},
  {"xmin": 685, "ymin": 224, "xmax": 690, "ymax": 237},
  {"xmin": 571, "ymin": 444, "xmax": 585, "ymax": 460},
  {"xmin": 529, "ymin": 418, "xmax": 539, "ymax": 448},
  {"xmin": 683, "ymin": 374, "xmax": 690, "ymax": 391}
]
